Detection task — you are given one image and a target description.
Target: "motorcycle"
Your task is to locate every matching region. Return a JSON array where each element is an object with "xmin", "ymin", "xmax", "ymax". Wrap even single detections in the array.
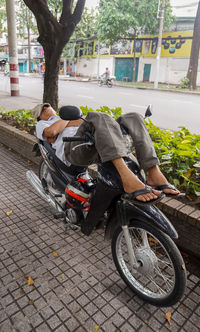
[
  {"xmin": 26, "ymin": 105, "xmax": 186, "ymax": 307},
  {"xmin": 98, "ymin": 75, "xmax": 114, "ymax": 88}
]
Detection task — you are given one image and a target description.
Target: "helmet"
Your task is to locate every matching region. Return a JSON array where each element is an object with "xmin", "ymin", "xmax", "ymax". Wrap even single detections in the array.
[{"xmin": 65, "ymin": 177, "xmax": 93, "ymax": 212}]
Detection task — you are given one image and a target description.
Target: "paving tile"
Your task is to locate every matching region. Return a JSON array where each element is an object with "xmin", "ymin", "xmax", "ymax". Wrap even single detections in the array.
[
  {"xmin": 47, "ymin": 314, "xmax": 63, "ymax": 330},
  {"xmin": 29, "ymin": 312, "xmax": 43, "ymax": 328}
]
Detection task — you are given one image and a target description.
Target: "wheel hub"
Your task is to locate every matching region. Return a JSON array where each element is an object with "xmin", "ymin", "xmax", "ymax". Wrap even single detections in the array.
[{"xmin": 135, "ymin": 247, "xmax": 158, "ymax": 276}]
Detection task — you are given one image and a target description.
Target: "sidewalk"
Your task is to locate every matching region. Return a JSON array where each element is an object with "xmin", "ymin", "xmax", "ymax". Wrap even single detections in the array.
[
  {"xmin": 1, "ymin": 142, "xmax": 200, "ymax": 332},
  {"xmin": 0, "ymin": 90, "xmax": 40, "ymax": 111}
]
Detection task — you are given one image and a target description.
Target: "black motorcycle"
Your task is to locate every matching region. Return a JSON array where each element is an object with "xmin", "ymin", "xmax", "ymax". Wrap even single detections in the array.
[{"xmin": 26, "ymin": 106, "xmax": 186, "ymax": 307}]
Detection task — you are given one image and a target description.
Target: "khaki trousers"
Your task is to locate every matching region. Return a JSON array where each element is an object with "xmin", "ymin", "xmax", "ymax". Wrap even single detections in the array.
[{"xmin": 64, "ymin": 112, "xmax": 159, "ymax": 171}]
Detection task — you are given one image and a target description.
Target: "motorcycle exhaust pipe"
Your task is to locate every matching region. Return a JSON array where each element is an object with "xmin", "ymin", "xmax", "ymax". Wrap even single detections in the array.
[{"xmin": 26, "ymin": 170, "xmax": 63, "ymax": 212}]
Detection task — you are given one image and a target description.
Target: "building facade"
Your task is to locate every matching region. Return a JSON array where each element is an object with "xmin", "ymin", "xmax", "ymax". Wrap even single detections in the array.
[{"xmin": 73, "ymin": 29, "xmax": 200, "ymax": 86}]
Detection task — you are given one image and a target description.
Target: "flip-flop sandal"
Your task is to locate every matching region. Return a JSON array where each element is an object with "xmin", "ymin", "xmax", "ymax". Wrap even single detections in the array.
[
  {"xmin": 121, "ymin": 185, "xmax": 165, "ymax": 206},
  {"xmin": 153, "ymin": 184, "xmax": 185, "ymax": 197}
]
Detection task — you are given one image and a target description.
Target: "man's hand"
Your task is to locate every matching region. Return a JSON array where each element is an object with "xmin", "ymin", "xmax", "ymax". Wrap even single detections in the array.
[
  {"xmin": 47, "ymin": 136, "xmax": 57, "ymax": 143},
  {"xmin": 67, "ymin": 119, "xmax": 83, "ymax": 127}
]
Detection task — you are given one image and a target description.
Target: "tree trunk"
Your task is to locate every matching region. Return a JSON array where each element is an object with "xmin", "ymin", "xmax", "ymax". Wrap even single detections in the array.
[
  {"xmin": 43, "ymin": 45, "xmax": 63, "ymax": 110},
  {"xmin": 187, "ymin": 1, "xmax": 200, "ymax": 90}
]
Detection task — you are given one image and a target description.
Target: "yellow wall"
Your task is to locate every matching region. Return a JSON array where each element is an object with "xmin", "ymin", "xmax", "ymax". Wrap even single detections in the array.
[
  {"xmin": 142, "ymin": 30, "xmax": 193, "ymax": 58},
  {"xmin": 90, "ymin": 30, "xmax": 193, "ymax": 58}
]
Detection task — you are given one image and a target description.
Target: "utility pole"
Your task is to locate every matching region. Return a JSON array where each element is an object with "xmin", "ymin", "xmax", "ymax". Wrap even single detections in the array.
[
  {"xmin": 97, "ymin": 41, "xmax": 100, "ymax": 79},
  {"xmin": 6, "ymin": 0, "xmax": 20, "ymax": 96},
  {"xmin": 154, "ymin": 0, "xmax": 166, "ymax": 89}
]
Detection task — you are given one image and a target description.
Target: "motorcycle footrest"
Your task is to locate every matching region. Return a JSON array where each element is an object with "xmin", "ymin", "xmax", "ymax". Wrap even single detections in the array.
[{"xmin": 54, "ymin": 212, "xmax": 65, "ymax": 219}]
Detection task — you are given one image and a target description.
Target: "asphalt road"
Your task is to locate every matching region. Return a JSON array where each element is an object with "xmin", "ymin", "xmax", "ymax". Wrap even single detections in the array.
[{"xmin": 1, "ymin": 75, "xmax": 200, "ymax": 134}]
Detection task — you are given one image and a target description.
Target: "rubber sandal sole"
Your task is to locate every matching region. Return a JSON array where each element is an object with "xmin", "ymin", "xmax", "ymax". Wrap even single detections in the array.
[{"xmin": 121, "ymin": 193, "xmax": 165, "ymax": 206}]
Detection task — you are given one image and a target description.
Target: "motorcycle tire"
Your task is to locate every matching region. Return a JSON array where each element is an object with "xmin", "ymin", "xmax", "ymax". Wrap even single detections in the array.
[
  {"xmin": 39, "ymin": 159, "xmax": 49, "ymax": 180},
  {"xmin": 98, "ymin": 80, "xmax": 103, "ymax": 86},
  {"xmin": 106, "ymin": 80, "xmax": 113, "ymax": 88},
  {"xmin": 111, "ymin": 220, "xmax": 187, "ymax": 306}
]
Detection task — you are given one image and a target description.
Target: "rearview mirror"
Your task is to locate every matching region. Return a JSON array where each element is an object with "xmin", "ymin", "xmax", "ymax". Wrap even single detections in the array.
[
  {"xmin": 144, "ymin": 104, "xmax": 152, "ymax": 119},
  {"xmin": 59, "ymin": 105, "xmax": 82, "ymax": 120}
]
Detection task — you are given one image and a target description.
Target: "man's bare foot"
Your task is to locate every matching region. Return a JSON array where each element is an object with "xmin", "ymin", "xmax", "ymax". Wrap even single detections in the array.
[
  {"xmin": 122, "ymin": 185, "xmax": 164, "ymax": 205},
  {"xmin": 111, "ymin": 158, "xmax": 162, "ymax": 203},
  {"xmin": 123, "ymin": 181, "xmax": 161, "ymax": 202},
  {"xmin": 147, "ymin": 165, "xmax": 180, "ymax": 195}
]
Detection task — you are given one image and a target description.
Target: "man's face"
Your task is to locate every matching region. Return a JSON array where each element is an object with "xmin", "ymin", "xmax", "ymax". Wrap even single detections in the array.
[{"xmin": 40, "ymin": 105, "xmax": 56, "ymax": 121}]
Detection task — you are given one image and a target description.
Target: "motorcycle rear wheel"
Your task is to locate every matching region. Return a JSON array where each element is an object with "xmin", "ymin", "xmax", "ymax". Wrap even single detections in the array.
[
  {"xmin": 39, "ymin": 159, "xmax": 49, "ymax": 180},
  {"xmin": 106, "ymin": 80, "xmax": 113, "ymax": 88},
  {"xmin": 111, "ymin": 220, "xmax": 186, "ymax": 306},
  {"xmin": 39, "ymin": 160, "xmax": 59, "ymax": 193}
]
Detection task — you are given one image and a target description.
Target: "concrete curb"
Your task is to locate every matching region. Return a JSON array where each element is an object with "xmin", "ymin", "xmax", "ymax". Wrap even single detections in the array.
[{"xmin": 0, "ymin": 120, "xmax": 200, "ymax": 258}]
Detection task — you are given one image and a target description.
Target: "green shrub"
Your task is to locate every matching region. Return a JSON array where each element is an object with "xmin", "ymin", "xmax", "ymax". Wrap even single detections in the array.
[
  {"xmin": 180, "ymin": 77, "xmax": 190, "ymax": 89},
  {"xmin": 0, "ymin": 108, "xmax": 36, "ymax": 133},
  {"xmin": 145, "ymin": 119, "xmax": 200, "ymax": 197},
  {"xmin": 80, "ymin": 105, "xmax": 122, "ymax": 119}
]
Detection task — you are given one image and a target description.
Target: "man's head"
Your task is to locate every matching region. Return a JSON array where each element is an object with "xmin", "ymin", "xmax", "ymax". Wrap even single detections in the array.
[{"xmin": 32, "ymin": 103, "xmax": 56, "ymax": 121}]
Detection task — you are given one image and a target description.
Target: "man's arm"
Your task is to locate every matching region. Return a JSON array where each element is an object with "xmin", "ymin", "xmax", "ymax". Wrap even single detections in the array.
[
  {"xmin": 43, "ymin": 120, "xmax": 69, "ymax": 138},
  {"xmin": 43, "ymin": 119, "xmax": 83, "ymax": 138},
  {"xmin": 67, "ymin": 119, "xmax": 83, "ymax": 127}
]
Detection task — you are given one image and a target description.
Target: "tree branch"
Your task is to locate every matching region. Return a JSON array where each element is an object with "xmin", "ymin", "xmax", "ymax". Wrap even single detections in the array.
[
  {"xmin": 23, "ymin": 0, "xmax": 61, "ymax": 39},
  {"xmin": 72, "ymin": 0, "xmax": 86, "ymax": 25},
  {"xmin": 60, "ymin": 0, "xmax": 73, "ymax": 25}
]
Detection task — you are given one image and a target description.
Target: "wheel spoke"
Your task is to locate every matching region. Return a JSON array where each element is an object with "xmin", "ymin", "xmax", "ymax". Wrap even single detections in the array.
[
  {"xmin": 145, "ymin": 274, "xmax": 167, "ymax": 295},
  {"xmin": 154, "ymin": 266, "xmax": 174, "ymax": 292}
]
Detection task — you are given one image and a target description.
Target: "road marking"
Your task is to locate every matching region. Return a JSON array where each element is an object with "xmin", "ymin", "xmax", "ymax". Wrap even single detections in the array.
[
  {"xmin": 130, "ymin": 104, "xmax": 145, "ymax": 108},
  {"xmin": 77, "ymin": 94, "xmax": 94, "ymax": 99}
]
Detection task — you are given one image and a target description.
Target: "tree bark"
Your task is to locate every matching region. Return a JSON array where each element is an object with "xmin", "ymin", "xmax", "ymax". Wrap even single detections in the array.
[
  {"xmin": 23, "ymin": 0, "xmax": 86, "ymax": 110},
  {"xmin": 187, "ymin": 1, "xmax": 200, "ymax": 90}
]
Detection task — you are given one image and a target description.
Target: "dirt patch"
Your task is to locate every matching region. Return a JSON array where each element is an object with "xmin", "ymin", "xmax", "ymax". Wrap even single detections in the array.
[{"xmin": 0, "ymin": 118, "xmax": 35, "ymax": 135}]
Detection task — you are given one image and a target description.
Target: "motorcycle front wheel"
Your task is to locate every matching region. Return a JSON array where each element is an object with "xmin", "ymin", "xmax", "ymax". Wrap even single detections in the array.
[
  {"xmin": 98, "ymin": 79, "xmax": 103, "ymax": 86},
  {"xmin": 112, "ymin": 220, "xmax": 187, "ymax": 306}
]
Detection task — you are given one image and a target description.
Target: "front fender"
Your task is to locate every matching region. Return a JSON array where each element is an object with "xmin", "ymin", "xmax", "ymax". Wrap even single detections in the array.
[
  {"xmin": 125, "ymin": 202, "xmax": 178, "ymax": 239},
  {"xmin": 105, "ymin": 201, "xmax": 178, "ymax": 240}
]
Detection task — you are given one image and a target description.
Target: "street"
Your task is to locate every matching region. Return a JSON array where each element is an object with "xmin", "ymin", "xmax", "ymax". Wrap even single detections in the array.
[{"xmin": 0, "ymin": 75, "xmax": 200, "ymax": 134}]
